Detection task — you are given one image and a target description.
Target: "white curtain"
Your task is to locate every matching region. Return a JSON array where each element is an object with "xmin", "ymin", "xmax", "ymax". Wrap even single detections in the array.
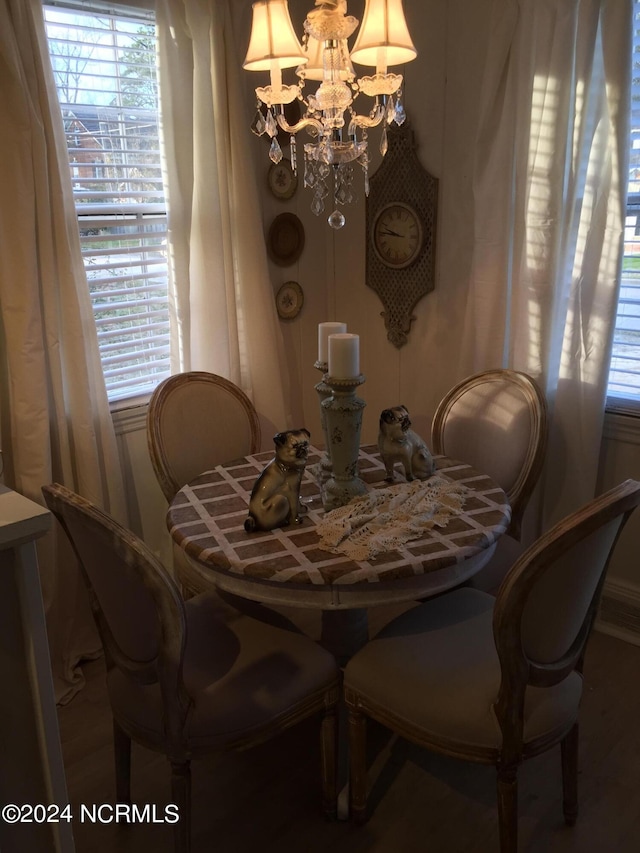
[
  {"xmin": 156, "ymin": 0, "xmax": 291, "ymax": 438},
  {"xmin": 461, "ymin": 0, "xmax": 631, "ymax": 531},
  {"xmin": 0, "ymin": 0, "xmax": 128, "ymax": 703}
]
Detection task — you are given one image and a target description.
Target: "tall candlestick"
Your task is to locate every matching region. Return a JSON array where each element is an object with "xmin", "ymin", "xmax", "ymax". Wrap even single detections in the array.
[
  {"xmin": 322, "ymin": 373, "xmax": 367, "ymax": 511},
  {"xmin": 318, "ymin": 322, "xmax": 347, "ymax": 364},
  {"xmin": 328, "ymin": 333, "xmax": 359, "ymax": 379}
]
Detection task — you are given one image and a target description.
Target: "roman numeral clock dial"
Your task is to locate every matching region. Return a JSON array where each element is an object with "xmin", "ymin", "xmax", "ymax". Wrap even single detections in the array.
[{"xmin": 372, "ymin": 203, "xmax": 424, "ymax": 269}]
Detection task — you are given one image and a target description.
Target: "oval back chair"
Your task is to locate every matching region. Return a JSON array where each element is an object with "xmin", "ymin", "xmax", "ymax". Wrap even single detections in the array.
[
  {"xmin": 147, "ymin": 371, "xmax": 261, "ymax": 503},
  {"xmin": 147, "ymin": 372, "xmax": 261, "ymax": 596},
  {"xmin": 431, "ymin": 370, "xmax": 548, "ymax": 592},
  {"xmin": 431, "ymin": 369, "xmax": 547, "ymax": 540},
  {"xmin": 43, "ymin": 483, "xmax": 339, "ymax": 853},
  {"xmin": 344, "ymin": 479, "xmax": 640, "ymax": 852}
]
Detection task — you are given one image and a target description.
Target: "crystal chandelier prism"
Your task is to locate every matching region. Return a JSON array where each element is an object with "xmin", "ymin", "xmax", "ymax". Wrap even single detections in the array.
[{"xmin": 243, "ymin": 0, "xmax": 417, "ymax": 229}]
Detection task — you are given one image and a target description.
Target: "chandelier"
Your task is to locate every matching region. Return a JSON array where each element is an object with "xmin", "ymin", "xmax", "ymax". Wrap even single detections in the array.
[{"xmin": 243, "ymin": 0, "xmax": 417, "ymax": 229}]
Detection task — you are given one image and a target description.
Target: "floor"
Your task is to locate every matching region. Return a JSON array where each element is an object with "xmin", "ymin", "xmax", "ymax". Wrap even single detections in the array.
[{"xmin": 53, "ymin": 626, "xmax": 640, "ymax": 853}]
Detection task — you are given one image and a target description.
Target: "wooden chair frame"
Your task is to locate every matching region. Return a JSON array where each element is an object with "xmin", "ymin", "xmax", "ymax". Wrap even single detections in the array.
[
  {"xmin": 345, "ymin": 479, "xmax": 640, "ymax": 852},
  {"xmin": 431, "ymin": 369, "xmax": 548, "ymax": 539},
  {"xmin": 147, "ymin": 371, "xmax": 261, "ymax": 502},
  {"xmin": 43, "ymin": 483, "xmax": 339, "ymax": 853}
]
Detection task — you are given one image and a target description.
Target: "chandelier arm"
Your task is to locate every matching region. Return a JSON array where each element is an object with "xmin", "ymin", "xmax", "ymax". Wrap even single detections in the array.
[
  {"xmin": 349, "ymin": 107, "xmax": 386, "ymax": 131},
  {"xmin": 277, "ymin": 114, "xmax": 324, "ymax": 135}
]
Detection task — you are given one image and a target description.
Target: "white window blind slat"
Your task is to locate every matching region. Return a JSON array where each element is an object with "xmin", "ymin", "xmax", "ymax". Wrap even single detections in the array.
[
  {"xmin": 607, "ymin": 4, "xmax": 640, "ymax": 410},
  {"xmin": 44, "ymin": 2, "xmax": 170, "ymax": 402}
]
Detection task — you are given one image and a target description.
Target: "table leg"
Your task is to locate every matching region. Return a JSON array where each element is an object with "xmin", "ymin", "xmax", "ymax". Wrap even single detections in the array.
[{"xmin": 319, "ymin": 608, "xmax": 369, "ymax": 820}]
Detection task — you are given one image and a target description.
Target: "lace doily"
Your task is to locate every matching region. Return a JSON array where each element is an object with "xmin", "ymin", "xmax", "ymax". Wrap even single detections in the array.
[{"xmin": 316, "ymin": 476, "xmax": 469, "ymax": 561}]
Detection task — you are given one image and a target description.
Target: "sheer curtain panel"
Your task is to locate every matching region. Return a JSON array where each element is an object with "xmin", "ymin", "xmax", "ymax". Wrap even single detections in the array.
[
  {"xmin": 156, "ymin": 0, "xmax": 291, "ymax": 437},
  {"xmin": 462, "ymin": 0, "xmax": 631, "ymax": 532},
  {"xmin": 0, "ymin": 0, "xmax": 127, "ymax": 703}
]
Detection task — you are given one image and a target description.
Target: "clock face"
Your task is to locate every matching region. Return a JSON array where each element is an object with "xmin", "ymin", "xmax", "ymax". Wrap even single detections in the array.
[{"xmin": 372, "ymin": 202, "xmax": 424, "ymax": 269}]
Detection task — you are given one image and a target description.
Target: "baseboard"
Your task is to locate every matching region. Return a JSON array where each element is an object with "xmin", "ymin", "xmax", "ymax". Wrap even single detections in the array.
[{"xmin": 596, "ymin": 578, "xmax": 640, "ymax": 647}]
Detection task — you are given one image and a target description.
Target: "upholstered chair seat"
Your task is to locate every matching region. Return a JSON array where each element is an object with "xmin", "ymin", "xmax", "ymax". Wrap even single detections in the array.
[
  {"xmin": 345, "ymin": 589, "xmax": 582, "ymax": 753},
  {"xmin": 108, "ymin": 591, "xmax": 337, "ymax": 750},
  {"xmin": 344, "ymin": 480, "xmax": 640, "ymax": 852}
]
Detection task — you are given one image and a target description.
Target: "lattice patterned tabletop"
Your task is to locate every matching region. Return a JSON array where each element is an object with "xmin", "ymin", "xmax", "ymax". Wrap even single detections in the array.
[{"xmin": 167, "ymin": 445, "xmax": 511, "ymax": 592}]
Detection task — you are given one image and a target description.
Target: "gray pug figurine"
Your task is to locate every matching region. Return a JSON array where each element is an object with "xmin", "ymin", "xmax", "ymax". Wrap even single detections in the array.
[
  {"xmin": 244, "ymin": 429, "xmax": 311, "ymax": 532},
  {"xmin": 378, "ymin": 406, "xmax": 436, "ymax": 482}
]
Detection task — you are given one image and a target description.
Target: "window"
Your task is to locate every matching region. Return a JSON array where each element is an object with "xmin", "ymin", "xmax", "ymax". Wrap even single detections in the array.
[
  {"xmin": 607, "ymin": 3, "xmax": 640, "ymax": 410},
  {"xmin": 44, "ymin": 1, "xmax": 170, "ymax": 402}
]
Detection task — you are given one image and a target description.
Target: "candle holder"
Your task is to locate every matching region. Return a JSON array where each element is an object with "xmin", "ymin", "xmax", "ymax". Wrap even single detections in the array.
[
  {"xmin": 321, "ymin": 374, "xmax": 368, "ymax": 511},
  {"xmin": 314, "ymin": 360, "xmax": 333, "ymax": 486}
]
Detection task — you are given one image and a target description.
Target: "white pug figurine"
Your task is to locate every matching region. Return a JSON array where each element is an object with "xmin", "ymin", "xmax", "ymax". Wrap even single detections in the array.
[
  {"xmin": 244, "ymin": 429, "xmax": 310, "ymax": 532},
  {"xmin": 378, "ymin": 406, "xmax": 436, "ymax": 482}
]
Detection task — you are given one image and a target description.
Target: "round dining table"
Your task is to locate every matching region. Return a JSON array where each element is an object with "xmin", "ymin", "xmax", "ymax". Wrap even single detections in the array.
[{"xmin": 166, "ymin": 444, "xmax": 511, "ymax": 661}]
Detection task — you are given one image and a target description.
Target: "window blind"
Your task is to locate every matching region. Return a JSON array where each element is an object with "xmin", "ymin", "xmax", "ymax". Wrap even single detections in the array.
[
  {"xmin": 44, "ymin": 3, "xmax": 170, "ymax": 401},
  {"xmin": 607, "ymin": 2, "xmax": 640, "ymax": 410}
]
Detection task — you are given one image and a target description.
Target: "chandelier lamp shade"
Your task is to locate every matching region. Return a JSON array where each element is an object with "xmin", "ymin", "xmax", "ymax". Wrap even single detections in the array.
[{"xmin": 244, "ymin": 0, "xmax": 417, "ymax": 229}]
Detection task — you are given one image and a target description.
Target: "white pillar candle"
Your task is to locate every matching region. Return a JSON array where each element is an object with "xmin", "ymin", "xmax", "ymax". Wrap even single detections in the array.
[
  {"xmin": 328, "ymin": 333, "xmax": 360, "ymax": 379},
  {"xmin": 318, "ymin": 321, "xmax": 347, "ymax": 363}
]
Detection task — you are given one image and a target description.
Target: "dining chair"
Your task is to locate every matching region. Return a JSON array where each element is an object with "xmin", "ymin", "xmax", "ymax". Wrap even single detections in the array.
[
  {"xmin": 343, "ymin": 479, "xmax": 640, "ymax": 852},
  {"xmin": 147, "ymin": 371, "xmax": 262, "ymax": 597},
  {"xmin": 431, "ymin": 368, "xmax": 548, "ymax": 592},
  {"xmin": 43, "ymin": 483, "xmax": 340, "ymax": 853}
]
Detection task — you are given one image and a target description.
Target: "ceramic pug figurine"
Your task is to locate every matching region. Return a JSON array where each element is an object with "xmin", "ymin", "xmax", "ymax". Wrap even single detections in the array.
[
  {"xmin": 378, "ymin": 406, "xmax": 436, "ymax": 482},
  {"xmin": 244, "ymin": 429, "xmax": 311, "ymax": 532}
]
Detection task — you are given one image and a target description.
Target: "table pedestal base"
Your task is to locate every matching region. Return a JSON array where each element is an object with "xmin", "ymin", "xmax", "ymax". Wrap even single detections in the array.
[
  {"xmin": 320, "ymin": 608, "xmax": 368, "ymax": 666},
  {"xmin": 319, "ymin": 608, "xmax": 369, "ymax": 820}
]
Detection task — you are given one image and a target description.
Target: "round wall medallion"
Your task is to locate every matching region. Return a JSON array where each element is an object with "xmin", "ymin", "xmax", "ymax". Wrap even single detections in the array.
[
  {"xmin": 276, "ymin": 280, "xmax": 304, "ymax": 320},
  {"xmin": 267, "ymin": 213, "xmax": 305, "ymax": 266},
  {"xmin": 268, "ymin": 159, "xmax": 298, "ymax": 200}
]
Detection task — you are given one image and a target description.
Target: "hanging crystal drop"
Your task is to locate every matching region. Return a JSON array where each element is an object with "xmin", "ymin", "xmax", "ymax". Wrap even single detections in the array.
[
  {"xmin": 335, "ymin": 164, "xmax": 354, "ymax": 205},
  {"xmin": 311, "ymin": 194, "xmax": 324, "ymax": 216},
  {"xmin": 290, "ymin": 135, "xmax": 297, "ymax": 174},
  {"xmin": 386, "ymin": 96, "xmax": 396, "ymax": 124},
  {"xmin": 304, "ymin": 160, "xmax": 315, "ymax": 188},
  {"xmin": 251, "ymin": 108, "xmax": 266, "ymax": 136},
  {"xmin": 265, "ymin": 109, "xmax": 277, "ymax": 138},
  {"xmin": 394, "ymin": 97, "xmax": 406, "ymax": 126},
  {"xmin": 362, "ymin": 152, "xmax": 370, "ymax": 196},
  {"xmin": 380, "ymin": 126, "xmax": 388, "ymax": 157},
  {"xmin": 328, "ymin": 209, "xmax": 346, "ymax": 229},
  {"xmin": 269, "ymin": 137, "xmax": 283, "ymax": 164}
]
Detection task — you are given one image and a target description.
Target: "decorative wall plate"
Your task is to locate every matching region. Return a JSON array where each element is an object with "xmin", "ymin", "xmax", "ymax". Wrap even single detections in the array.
[
  {"xmin": 267, "ymin": 213, "xmax": 305, "ymax": 266},
  {"xmin": 276, "ymin": 280, "xmax": 304, "ymax": 320},
  {"xmin": 268, "ymin": 159, "xmax": 297, "ymax": 200}
]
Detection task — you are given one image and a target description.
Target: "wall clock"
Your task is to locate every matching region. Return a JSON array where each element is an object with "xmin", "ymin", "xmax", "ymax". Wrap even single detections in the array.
[
  {"xmin": 366, "ymin": 121, "xmax": 438, "ymax": 348},
  {"xmin": 372, "ymin": 202, "xmax": 424, "ymax": 269}
]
